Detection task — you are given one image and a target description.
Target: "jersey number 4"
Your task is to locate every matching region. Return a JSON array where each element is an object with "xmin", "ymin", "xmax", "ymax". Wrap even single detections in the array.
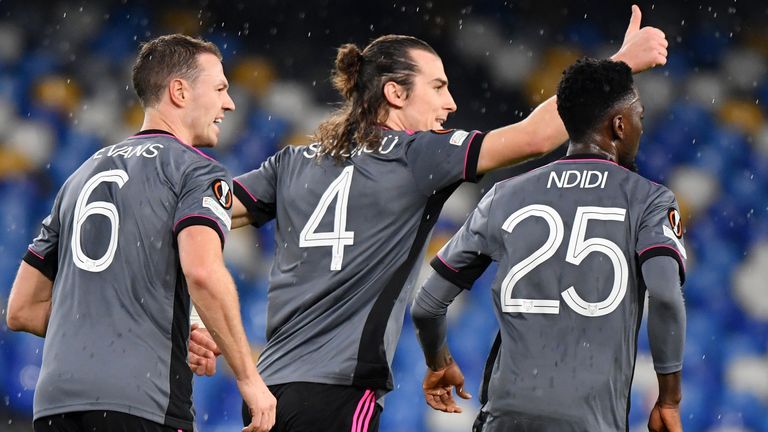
[
  {"xmin": 71, "ymin": 170, "xmax": 129, "ymax": 272},
  {"xmin": 299, "ymin": 166, "xmax": 355, "ymax": 271},
  {"xmin": 501, "ymin": 204, "xmax": 628, "ymax": 317}
]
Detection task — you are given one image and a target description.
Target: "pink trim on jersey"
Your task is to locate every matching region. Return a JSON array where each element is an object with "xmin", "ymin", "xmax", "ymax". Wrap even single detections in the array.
[
  {"xmin": 462, "ymin": 131, "xmax": 480, "ymax": 180},
  {"xmin": 638, "ymin": 244, "xmax": 686, "ymax": 271},
  {"xmin": 437, "ymin": 255, "xmax": 460, "ymax": 273},
  {"xmin": 186, "ymin": 145, "xmax": 216, "ymax": 162},
  {"xmin": 173, "ymin": 214, "xmax": 224, "ymax": 237},
  {"xmin": 554, "ymin": 158, "xmax": 619, "ymax": 166},
  {"xmin": 127, "ymin": 132, "xmax": 178, "ymax": 140},
  {"xmin": 27, "ymin": 247, "xmax": 45, "ymax": 260},
  {"xmin": 352, "ymin": 390, "xmax": 376, "ymax": 432},
  {"xmin": 126, "ymin": 133, "xmax": 217, "ymax": 162},
  {"xmin": 233, "ymin": 178, "xmax": 259, "ymax": 205},
  {"xmin": 404, "ymin": 129, "xmax": 416, "ymax": 135}
]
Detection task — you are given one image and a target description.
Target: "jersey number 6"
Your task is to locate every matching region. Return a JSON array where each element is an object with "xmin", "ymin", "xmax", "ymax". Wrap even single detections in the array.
[
  {"xmin": 500, "ymin": 204, "xmax": 628, "ymax": 317},
  {"xmin": 71, "ymin": 170, "xmax": 130, "ymax": 273}
]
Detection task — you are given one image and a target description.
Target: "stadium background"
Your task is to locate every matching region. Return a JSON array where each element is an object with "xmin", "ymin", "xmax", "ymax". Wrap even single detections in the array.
[{"xmin": 0, "ymin": 0, "xmax": 767, "ymax": 430}]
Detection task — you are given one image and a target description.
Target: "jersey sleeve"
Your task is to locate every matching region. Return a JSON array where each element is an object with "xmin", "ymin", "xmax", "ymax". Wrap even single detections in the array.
[
  {"xmin": 636, "ymin": 187, "xmax": 687, "ymax": 284},
  {"xmin": 406, "ymin": 129, "xmax": 484, "ymax": 195},
  {"xmin": 23, "ymin": 191, "xmax": 63, "ymax": 281},
  {"xmin": 173, "ymin": 159, "xmax": 233, "ymax": 248},
  {"xmin": 233, "ymin": 149, "xmax": 281, "ymax": 227},
  {"xmin": 430, "ymin": 186, "xmax": 496, "ymax": 290}
]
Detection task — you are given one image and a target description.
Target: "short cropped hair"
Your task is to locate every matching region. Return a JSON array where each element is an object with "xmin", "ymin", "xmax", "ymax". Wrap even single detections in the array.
[
  {"xmin": 556, "ymin": 57, "xmax": 634, "ymax": 142},
  {"xmin": 132, "ymin": 34, "xmax": 222, "ymax": 108}
]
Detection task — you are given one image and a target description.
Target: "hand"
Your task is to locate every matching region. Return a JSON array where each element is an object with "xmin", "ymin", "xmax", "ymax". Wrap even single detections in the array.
[
  {"xmin": 648, "ymin": 401, "xmax": 683, "ymax": 432},
  {"xmin": 422, "ymin": 361, "xmax": 472, "ymax": 413},
  {"xmin": 612, "ymin": 4, "xmax": 668, "ymax": 73},
  {"xmin": 240, "ymin": 377, "xmax": 277, "ymax": 432},
  {"xmin": 188, "ymin": 323, "xmax": 221, "ymax": 376}
]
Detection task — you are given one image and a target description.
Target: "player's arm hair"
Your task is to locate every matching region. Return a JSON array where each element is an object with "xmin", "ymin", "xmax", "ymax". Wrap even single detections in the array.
[
  {"xmin": 231, "ymin": 196, "xmax": 255, "ymax": 229},
  {"xmin": 411, "ymin": 271, "xmax": 464, "ymax": 370},
  {"xmin": 6, "ymin": 261, "xmax": 53, "ymax": 337},
  {"xmin": 643, "ymin": 255, "xmax": 685, "ymax": 406},
  {"xmin": 178, "ymin": 225, "xmax": 262, "ymax": 386}
]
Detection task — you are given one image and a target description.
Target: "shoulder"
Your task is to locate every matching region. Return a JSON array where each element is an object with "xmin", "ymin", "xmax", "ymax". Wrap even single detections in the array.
[
  {"xmin": 624, "ymin": 170, "xmax": 677, "ymax": 204},
  {"xmin": 405, "ymin": 128, "xmax": 480, "ymax": 146}
]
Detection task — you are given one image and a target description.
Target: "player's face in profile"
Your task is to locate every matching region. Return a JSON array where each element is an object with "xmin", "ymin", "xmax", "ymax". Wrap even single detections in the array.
[
  {"xmin": 617, "ymin": 89, "xmax": 643, "ymax": 172},
  {"xmin": 399, "ymin": 49, "xmax": 457, "ymax": 131},
  {"xmin": 186, "ymin": 52, "xmax": 235, "ymax": 147}
]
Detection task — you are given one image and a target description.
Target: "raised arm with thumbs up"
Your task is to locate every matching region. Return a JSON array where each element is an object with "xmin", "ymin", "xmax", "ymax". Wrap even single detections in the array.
[{"xmin": 612, "ymin": 4, "xmax": 669, "ymax": 72}]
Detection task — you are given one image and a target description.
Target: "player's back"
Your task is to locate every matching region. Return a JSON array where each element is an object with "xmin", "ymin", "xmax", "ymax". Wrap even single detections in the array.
[
  {"xmin": 480, "ymin": 154, "xmax": 677, "ymax": 431},
  {"xmin": 235, "ymin": 128, "xmax": 483, "ymax": 392},
  {"xmin": 30, "ymin": 132, "xmax": 230, "ymax": 429}
]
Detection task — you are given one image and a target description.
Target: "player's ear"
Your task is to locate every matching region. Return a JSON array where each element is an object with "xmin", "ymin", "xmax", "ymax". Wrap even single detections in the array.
[
  {"xmin": 611, "ymin": 114, "xmax": 625, "ymax": 141},
  {"xmin": 383, "ymin": 81, "xmax": 406, "ymax": 108},
  {"xmin": 168, "ymin": 78, "xmax": 187, "ymax": 107}
]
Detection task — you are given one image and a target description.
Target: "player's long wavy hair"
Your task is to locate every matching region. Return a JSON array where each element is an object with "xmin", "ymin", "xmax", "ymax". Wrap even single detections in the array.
[{"xmin": 314, "ymin": 35, "xmax": 437, "ymax": 161}]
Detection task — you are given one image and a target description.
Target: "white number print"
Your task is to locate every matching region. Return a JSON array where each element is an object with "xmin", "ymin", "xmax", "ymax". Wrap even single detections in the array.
[
  {"xmin": 562, "ymin": 207, "xmax": 628, "ymax": 316},
  {"xmin": 71, "ymin": 170, "xmax": 129, "ymax": 272},
  {"xmin": 500, "ymin": 205, "xmax": 564, "ymax": 314},
  {"xmin": 299, "ymin": 166, "xmax": 355, "ymax": 271},
  {"xmin": 500, "ymin": 204, "xmax": 628, "ymax": 317}
]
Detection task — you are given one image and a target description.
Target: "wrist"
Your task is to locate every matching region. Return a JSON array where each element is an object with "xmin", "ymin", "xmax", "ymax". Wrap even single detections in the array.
[
  {"xmin": 610, "ymin": 53, "xmax": 636, "ymax": 73},
  {"xmin": 428, "ymin": 349, "xmax": 454, "ymax": 371}
]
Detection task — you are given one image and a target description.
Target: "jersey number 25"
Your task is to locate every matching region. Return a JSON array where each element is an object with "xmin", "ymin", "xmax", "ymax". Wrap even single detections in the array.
[{"xmin": 501, "ymin": 204, "xmax": 628, "ymax": 317}]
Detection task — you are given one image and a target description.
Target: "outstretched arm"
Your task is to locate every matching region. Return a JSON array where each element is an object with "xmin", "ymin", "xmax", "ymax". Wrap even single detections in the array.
[
  {"xmin": 411, "ymin": 271, "xmax": 471, "ymax": 413},
  {"xmin": 476, "ymin": 4, "xmax": 668, "ymax": 174}
]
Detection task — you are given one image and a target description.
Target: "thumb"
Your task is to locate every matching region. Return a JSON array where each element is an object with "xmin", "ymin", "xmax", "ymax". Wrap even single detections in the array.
[
  {"xmin": 456, "ymin": 385, "xmax": 472, "ymax": 400},
  {"xmin": 625, "ymin": 4, "xmax": 642, "ymax": 35}
]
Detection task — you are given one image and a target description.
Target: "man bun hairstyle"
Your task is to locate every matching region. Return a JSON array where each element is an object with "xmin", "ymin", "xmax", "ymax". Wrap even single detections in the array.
[
  {"xmin": 132, "ymin": 34, "xmax": 222, "ymax": 108},
  {"xmin": 333, "ymin": 44, "xmax": 364, "ymax": 101},
  {"xmin": 556, "ymin": 57, "xmax": 634, "ymax": 142},
  {"xmin": 315, "ymin": 35, "xmax": 437, "ymax": 161}
]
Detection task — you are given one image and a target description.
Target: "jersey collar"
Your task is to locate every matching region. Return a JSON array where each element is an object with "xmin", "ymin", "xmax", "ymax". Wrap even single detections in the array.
[
  {"xmin": 134, "ymin": 129, "xmax": 176, "ymax": 137},
  {"xmin": 561, "ymin": 153, "xmax": 612, "ymax": 162}
]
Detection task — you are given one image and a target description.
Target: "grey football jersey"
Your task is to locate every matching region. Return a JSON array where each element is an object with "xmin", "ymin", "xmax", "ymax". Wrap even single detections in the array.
[
  {"xmin": 234, "ymin": 128, "xmax": 484, "ymax": 393},
  {"xmin": 432, "ymin": 154, "xmax": 686, "ymax": 432},
  {"xmin": 23, "ymin": 131, "xmax": 233, "ymax": 429}
]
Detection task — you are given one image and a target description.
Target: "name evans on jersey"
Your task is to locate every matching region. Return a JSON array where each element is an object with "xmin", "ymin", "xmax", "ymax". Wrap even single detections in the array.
[{"xmin": 93, "ymin": 143, "xmax": 164, "ymax": 160}]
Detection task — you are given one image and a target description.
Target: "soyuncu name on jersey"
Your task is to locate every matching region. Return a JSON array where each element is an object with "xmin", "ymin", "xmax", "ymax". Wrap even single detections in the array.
[{"xmin": 547, "ymin": 170, "xmax": 608, "ymax": 189}]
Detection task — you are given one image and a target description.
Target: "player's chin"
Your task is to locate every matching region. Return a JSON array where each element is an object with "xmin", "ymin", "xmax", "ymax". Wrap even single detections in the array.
[{"xmin": 199, "ymin": 131, "xmax": 219, "ymax": 148}]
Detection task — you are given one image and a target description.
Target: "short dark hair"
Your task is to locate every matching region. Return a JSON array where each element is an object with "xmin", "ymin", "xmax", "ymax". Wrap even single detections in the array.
[
  {"xmin": 132, "ymin": 34, "xmax": 222, "ymax": 108},
  {"xmin": 314, "ymin": 35, "xmax": 438, "ymax": 161},
  {"xmin": 556, "ymin": 57, "xmax": 634, "ymax": 142}
]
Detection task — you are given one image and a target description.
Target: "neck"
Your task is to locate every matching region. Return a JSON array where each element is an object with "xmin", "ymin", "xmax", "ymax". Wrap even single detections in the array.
[
  {"xmin": 382, "ymin": 111, "xmax": 408, "ymax": 131},
  {"xmin": 566, "ymin": 138, "xmax": 617, "ymax": 163},
  {"xmin": 140, "ymin": 108, "xmax": 193, "ymax": 146}
]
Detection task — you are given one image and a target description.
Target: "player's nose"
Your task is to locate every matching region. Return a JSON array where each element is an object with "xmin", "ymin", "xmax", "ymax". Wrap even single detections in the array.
[
  {"xmin": 223, "ymin": 91, "xmax": 235, "ymax": 112},
  {"xmin": 444, "ymin": 90, "xmax": 457, "ymax": 113}
]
